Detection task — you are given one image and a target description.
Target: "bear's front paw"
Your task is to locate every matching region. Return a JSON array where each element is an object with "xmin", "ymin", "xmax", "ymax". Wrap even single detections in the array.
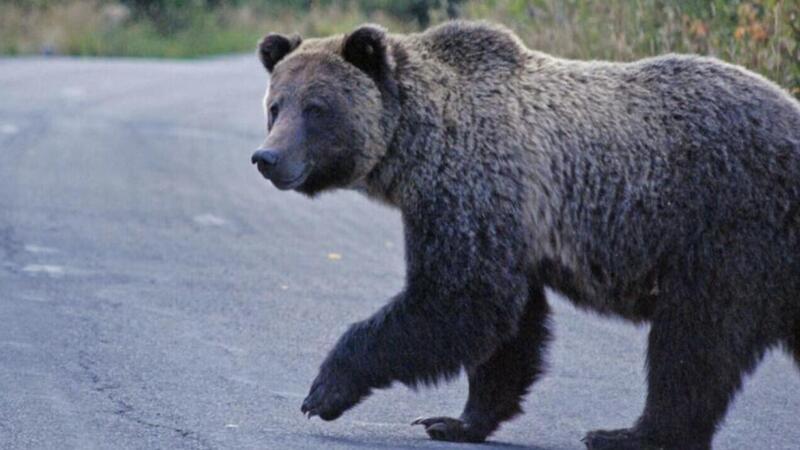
[
  {"xmin": 300, "ymin": 366, "xmax": 368, "ymax": 421},
  {"xmin": 411, "ymin": 416, "xmax": 488, "ymax": 443}
]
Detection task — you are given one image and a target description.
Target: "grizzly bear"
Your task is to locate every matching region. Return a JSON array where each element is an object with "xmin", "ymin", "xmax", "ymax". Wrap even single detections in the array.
[{"xmin": 250, "ymin": 21, "xmax": 800, "ymax": 450}]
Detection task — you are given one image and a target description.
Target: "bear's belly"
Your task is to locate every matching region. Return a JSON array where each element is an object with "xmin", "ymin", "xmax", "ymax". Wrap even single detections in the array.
[{"xmin": 537, "ymin": 257, "xmax": 658, "ymax": 322}]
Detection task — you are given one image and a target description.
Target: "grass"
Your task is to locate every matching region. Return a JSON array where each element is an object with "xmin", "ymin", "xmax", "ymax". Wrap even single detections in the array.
[{"xmin": 1, "ymin": 0, "xmax": 797, "ymax": 97}]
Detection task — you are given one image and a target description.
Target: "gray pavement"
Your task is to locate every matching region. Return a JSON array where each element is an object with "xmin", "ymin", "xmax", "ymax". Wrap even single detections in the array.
[{"xmin": 0, "ymin": 56, "xmax": 797, "ymax": 450}]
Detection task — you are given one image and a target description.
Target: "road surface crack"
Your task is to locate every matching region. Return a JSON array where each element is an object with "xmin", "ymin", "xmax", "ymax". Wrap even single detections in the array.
[{"xmin": 77, "ymin": 351, "xmax": 212, "ymax": 449}]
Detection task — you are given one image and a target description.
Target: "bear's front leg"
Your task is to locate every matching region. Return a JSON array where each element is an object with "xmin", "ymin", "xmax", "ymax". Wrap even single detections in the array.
[
  {"xmin": 413, "ymin": 283, "xmax": 551, "ymax": 442},
  {"xmin": 301, "ymin": 201, "xmax": 530, "ymax": 424},
  {"xmin": 301, "ymin": 279, "xmax": 527, "ymax": 421}
]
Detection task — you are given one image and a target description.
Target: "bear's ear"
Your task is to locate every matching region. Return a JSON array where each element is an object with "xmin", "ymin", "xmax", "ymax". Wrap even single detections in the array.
[
  {"xmin": 342, "ymin": 25, "xmax": 394, "ymax": 84},
  {"xmin": 258, "ymin": 33, "xmax": 302, "ymax": 73}
]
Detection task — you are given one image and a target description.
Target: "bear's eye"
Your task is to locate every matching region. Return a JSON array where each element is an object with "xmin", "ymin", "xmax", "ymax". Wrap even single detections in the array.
[
  {"xmin": 303, "ymin": 102, "xmax": 328, "ymax": 117},
  {"xmin": 268, "ymin": 104, "xmax": 279, "ymax": 129}
]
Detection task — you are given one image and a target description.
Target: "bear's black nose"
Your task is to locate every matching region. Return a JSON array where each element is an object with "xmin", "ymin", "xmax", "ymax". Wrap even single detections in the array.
[{"xmin": 251, "ymin": 149, "xmax": 280, "ymax": 166}]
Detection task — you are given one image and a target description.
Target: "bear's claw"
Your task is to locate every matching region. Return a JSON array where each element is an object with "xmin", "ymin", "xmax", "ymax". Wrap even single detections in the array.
[
  {"xmin": 301, "ymin": 365, "xmax": 368, "ymax": 421},
  {"xmin": 411, "ymin": 416, "xmax": 487, "ymax": 443}
]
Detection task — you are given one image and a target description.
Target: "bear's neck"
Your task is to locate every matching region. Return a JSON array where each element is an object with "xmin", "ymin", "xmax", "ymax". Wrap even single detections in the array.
[{"xmin": 361, "ymin": 31, "xmax": 571, "ymax": 275}]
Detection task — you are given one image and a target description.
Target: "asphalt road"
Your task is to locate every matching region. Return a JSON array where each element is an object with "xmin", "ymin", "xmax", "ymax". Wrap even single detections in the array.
[{"xmin": 0, "ymin": 56, "xmax": 798, "ymax": 450}]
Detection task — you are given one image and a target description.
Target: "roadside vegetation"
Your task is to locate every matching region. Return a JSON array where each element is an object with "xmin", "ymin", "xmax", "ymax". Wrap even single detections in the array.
[{"xmin": 1, "ymin": 0, "xmax": 797, "ymax": 97}]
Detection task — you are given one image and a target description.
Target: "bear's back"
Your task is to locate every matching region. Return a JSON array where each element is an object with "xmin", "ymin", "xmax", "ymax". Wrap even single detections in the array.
[{"xmin": 417, "ymin": 21, "xmax": 529, "ymax": 76}]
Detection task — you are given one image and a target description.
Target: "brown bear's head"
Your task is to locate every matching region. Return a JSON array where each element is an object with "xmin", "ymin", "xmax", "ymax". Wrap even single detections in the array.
[{"xmin": 251, "ymin": 25, "xmax": 399, "ymax": 197}]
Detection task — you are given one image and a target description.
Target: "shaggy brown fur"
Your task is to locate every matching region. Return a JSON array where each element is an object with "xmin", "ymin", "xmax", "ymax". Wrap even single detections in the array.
[{"xmin": 251, "ymin": 21, "xmax": 800, "ymax": 450}]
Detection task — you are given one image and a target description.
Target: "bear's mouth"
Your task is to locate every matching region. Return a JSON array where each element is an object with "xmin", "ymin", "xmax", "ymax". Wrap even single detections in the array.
[{"xmin": 271, "ymin": 166, "xmax": 312, "ymax": 190}]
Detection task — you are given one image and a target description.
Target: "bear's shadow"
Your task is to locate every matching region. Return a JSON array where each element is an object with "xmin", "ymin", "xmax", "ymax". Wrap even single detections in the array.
[{"xmin": 308, "ymin": 432, "xmax": 559, "ymax": 450}]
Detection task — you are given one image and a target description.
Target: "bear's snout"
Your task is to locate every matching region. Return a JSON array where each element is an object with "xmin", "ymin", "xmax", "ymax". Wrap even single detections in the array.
[
  {"xmin": 251, "ymin": 147, "xmax": 309, "ymax": 190},
  {"xmin": 251, "ymin": 148, "xmax": 280, "ymax": 166},
  {"xmin": 251, "ymin": 148, "xmax": 282, "ymax": 183}
]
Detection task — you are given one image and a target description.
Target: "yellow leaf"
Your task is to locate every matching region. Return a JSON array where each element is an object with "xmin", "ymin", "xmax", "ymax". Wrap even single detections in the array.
[
  {"xmin": 690, "ymin": 19, "xmax": 708, "ymax": 38},
  {"xmin": 749, "ymin": 22, "xmax": 768, "ymax": 42}
]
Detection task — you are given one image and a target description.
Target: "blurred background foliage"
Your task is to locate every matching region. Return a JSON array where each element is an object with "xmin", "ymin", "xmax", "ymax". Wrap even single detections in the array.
[{"xmin": 1, "ymin": 0, "xmax": 797, "ymax": 96}]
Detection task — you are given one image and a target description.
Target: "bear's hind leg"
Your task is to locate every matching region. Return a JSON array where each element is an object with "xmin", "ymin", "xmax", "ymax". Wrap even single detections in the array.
[
  {"xmin": 585, "ymin": 291, "xmax": 768, "ymax": 450},
  {"xmin": 413, "ymin": 284, "xmax": 551, "ymax": 442}
]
